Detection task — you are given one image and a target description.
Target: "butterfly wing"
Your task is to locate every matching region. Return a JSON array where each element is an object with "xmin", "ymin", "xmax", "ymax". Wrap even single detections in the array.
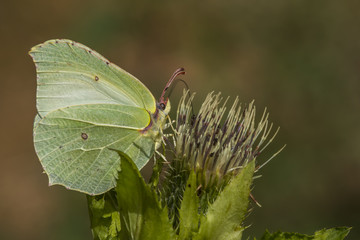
[
  {"xmin": 29, "ymin": 39, "xmax": 156, "ymax": 117},
  {"xmin": 34, "ymin": 104, "xmax": 154, "ymax": 195},
  {"xmin": 30, "ymin": 40, "xmax": 159, "ymax": 194}
]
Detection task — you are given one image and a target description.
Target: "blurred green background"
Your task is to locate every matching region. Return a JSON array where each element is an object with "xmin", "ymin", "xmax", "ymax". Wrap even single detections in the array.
[{"xmin": 1, "ymin": 0, "xmax": 359, "ymax": 239}]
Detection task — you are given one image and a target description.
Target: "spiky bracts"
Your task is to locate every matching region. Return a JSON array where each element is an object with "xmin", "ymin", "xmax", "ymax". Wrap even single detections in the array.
[{"xmin": 162, "ymin": 90, "xmax": 281, "ymax": 229}]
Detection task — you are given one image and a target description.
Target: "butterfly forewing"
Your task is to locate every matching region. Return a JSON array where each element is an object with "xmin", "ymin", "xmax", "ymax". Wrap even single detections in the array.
[{"xmin": 30, "ymin": 39, "xmax": 156, "ymax": 117}]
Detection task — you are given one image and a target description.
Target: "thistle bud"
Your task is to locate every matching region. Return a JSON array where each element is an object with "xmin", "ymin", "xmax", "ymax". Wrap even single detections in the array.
[{"xmin": 163, "ymin": 90, "xmax": 282, "ymax": 228}]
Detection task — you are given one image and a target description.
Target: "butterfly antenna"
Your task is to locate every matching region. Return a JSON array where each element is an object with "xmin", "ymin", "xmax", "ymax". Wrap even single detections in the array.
[{"xmin": 159, "ymin": 68, "xmax": 186, "ymax": 107}]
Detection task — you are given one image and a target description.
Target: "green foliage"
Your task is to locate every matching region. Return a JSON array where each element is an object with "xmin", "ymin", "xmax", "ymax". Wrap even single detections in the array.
[
  {"xmin": 260, "ymin": 227, "xmax": 351, "ymax": 240},
  {"xmin": 87, "ymin": 148, "xmax": 257, "ymax": 240},
  {"xmin": 193, "ymin": 161, "xmax": 255, "ymax": 240},
  {"xmin": 178, "ymin": 170, "xmax": 199, "ymax": 240},
  {"xmin": 161, "ymin": 157, "xmax": 190, "ymax": 229},
  {"xmin": 88, "ymin": 151, "xmax": 256, "ymax": 240},
  {"xmin": 88, "ymin": 151, "xmax": 350, "ymax": 240},
  {"xmin": 88, "ymin": 152, "xmax": 175, "ymax": 239},
  {"xmin": 87, "ymin": 193, "xmax": 121, "ymax": 240},
  {"xmin": 114, "ymin": 152, "xmax": 174, "ymax": 239}
]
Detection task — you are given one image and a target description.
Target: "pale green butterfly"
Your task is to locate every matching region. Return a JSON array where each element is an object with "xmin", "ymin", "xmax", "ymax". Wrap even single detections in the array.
[{"xmin": 30, "ymin": 39, "xmax": 185, "ymax": 195}]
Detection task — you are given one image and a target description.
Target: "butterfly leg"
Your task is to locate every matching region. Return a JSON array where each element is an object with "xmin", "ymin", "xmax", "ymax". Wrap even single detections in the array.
[
  {"xmin": 165, "ymin": 115, "xmax": 178, "ymax": 134},
  {"xmin": 155, "ymin": 150, "xmax": 168, "ymax": 163}
]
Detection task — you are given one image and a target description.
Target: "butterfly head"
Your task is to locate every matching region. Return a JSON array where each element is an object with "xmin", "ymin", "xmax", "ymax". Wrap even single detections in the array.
[{"xmin": 159, "ymin": 100, "xmax": 171, "ymax": 115}]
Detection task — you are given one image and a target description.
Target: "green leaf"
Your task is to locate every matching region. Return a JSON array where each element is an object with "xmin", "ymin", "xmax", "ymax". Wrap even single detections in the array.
[
  {"xmin": 108, "ymin": 211, "xmax": 121, "ymax": 238},
  {"xmin": 148, "ymin": 154, "xmax": 165, "ymax": 189},
  {"xmin": 87, "ymin": 192, "xmax": 121, "ymax": 240},
  {"xmin": 314, "ymin": 227, "xmax": 351, "ymax": 240},
  {"xmin": 260, "ymin": 230, "xmax": 312, "ymax": 240},
  {"xmin": 114, "ymin": 151, "xmax": 175, "ymax": 240},
  {"xmin": 178, "ymin": 170, "xmax": 200, "ymax": 240},
  {"xmin": 194, "ymin": 160, "xmax": 255, "ymax": 240},
  {"xmin": 260, "ymin": 227, "xmax": 351, "ymax": 240}
]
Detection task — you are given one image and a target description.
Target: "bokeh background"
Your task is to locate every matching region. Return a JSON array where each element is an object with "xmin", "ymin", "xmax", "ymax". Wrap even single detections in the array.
[{"xmin": 1, "ymin": 0, "xmax": 359, "ymax": 239}]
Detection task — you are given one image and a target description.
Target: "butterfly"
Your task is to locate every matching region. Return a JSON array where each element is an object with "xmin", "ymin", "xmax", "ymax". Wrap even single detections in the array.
[{"xmin": 30, "ymin": 39, "xmax": 185, "ymax": 195}]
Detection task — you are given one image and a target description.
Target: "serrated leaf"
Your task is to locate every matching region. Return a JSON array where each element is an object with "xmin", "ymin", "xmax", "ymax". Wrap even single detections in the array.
[
  {"xmin": 260, "ymin": 227, "xmax": 351, "ymax": 240},
  {"xmin": 314, "ymin": 227, "xmax": 351, "ymax": 240},
  {"xmin": 109, "ymin": 212, "xmax": 121, "ymax": 238},
  {"xmin": 178, "ymin": 170, "xmax": 200, "ymax": 240},
  {"xmin": 87, "ymin": 192, "xmax": 121, "ymax": 240},
  {"xmin": 260, "ymin": 230, "xmax": 312, "ymax": 240},
  {"xmin": 194, "ymin": 161, "xmax": 255, "ymax": 240},
  {"xmin": 114, "ymin": 151, "xmax": 175, "ymax": 240}
]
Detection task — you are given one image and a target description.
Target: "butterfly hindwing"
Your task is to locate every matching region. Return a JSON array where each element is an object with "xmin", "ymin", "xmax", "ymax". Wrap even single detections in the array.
[{"xmin": 34, "ymin": 104, "xmax": 155, "ymax": 195}]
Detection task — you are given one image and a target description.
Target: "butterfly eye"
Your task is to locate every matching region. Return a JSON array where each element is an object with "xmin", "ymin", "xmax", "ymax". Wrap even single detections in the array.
[{"xmin": 160, "ymin": 102, "xmax": 166, "ymax": 110}]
